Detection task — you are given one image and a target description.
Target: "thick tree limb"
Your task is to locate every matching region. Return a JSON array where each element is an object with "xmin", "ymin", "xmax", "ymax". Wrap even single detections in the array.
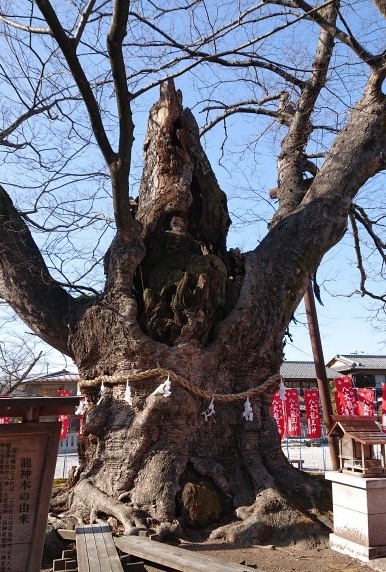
[
  {"xmin": 35, "ymin": 0, "xmax": 144, "ymax": 288},
  {"xmin": 272, "ymin": 2, "xmax": 338, "ymax": 226},
  {"xmin": 106, "ymin": 0, "xmax": 137, "ymax": 235},
  {"xmin": 214, "ymin": 73, "xmax": 386, "ymax": 363},
  {"xmin": 0, "ymin": 187, "xmax": 72, "ymax": 356}
]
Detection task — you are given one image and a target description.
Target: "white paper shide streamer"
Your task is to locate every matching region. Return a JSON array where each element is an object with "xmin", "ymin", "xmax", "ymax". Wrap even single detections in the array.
[
  {"xmin": 243, "ymin": 397, "xmax": 253, "ymax": 421},
  {"xmin": 201, "ymin": 398, "xmax": 215, "ymax": 422},
  {"xmin": 124, "ymin": 381, "xmax": 133, "ymax": 405},
  {"xmin": 97, "ymin": 380, "xmax": 106, "ymax": 405},
  {"xmin": 75, "ymin": 397, "xmax": 88, "ymax": 416},
  {"xmin": 152, "ymin": 375, "xmax": 171, "ymax": 397},
  {"xmin": 279, "ymin": 379, "xmax": 287, "ymax": 401}
]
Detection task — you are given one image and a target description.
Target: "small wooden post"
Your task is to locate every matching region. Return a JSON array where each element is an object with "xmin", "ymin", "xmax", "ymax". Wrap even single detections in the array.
[{"xmin": 304, "ymin": 280, "xmax": 340, "ymax": 471}]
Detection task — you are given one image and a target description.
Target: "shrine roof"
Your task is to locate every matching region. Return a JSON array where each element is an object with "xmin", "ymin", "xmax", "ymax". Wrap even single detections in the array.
[{"xmin": 328, "ymin": 415, "xmax": 386, "ymax": 444}]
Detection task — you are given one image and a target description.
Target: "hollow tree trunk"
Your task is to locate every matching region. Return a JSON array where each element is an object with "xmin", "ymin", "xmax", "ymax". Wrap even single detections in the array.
[{"xmin": 57, "ymin": 80, "xmax": 335, "ymax": 546}]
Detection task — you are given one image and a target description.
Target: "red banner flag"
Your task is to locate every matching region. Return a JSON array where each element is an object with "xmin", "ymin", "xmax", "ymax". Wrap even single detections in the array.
[
  {"xmin": 334, "ymin": 390, "xmax": 344, "ymax": 415},
  {"xmin": 57, "ymin": 390, "xmax": 71, "ymax": 439},
  {"xmin": 382, "ymin": 384, "xmax": 386, "ymax": 433},
  {"xmin": 272, "ymin": 392, "xmax": 286, "ymax": 440},
  {"xmin": 58, "ymin": 415, "xmax": 68, "ymax": 439},
  {"xmin": 304, "ymin": 389, "xmax": 321, "ymax": 438},
  {"xmin": 334, "ymin": 376, "xmax": 358, "ymax": 416},
  {"xmin": 357, "ymin": 388, "xmax": 375, "ymax": 416},
  {"xmin": 285, "ymin": 389, "xmax": 301, "ymax": 437}
]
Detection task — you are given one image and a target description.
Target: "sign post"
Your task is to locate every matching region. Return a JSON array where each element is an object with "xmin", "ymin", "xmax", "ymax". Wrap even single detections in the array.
[
  {"xmin": 0, "ymin": 422, "xmax": 61, "ymax": 572},
  {"xmin": 0, "ymin": 397, "xmax": 80, "ymax": 572}
]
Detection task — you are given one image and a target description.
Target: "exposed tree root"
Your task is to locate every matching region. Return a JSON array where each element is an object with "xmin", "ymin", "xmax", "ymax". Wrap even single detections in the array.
[
  {"xmin": 66, "ymin": 450, "xmax": 333, "ymax": 547},
  {"xmin": 66, "ymin": 479, "xmax": 186, "ymax": 539},
  {"xmin": 69, "ymin": 479, "xmax": 147, "ymax": 533},
  {"xmin": 210, "ymin": 487, "xmax": 332, "ymax": 548}
]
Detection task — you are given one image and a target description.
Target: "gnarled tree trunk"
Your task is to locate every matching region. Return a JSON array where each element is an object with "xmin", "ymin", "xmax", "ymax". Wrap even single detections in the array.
[
  {"xmin": 3, "ymin": 74, "xmax": 386, "ymax": 546},
  {"xmin": 55, "ymin": 80, "xmax": 334, "ymax": 546}
]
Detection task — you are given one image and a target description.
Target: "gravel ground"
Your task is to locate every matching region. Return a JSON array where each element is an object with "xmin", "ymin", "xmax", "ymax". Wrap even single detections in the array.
[
  {"xmin": 55, "ymin": 451, "xmax": 78, "ymax": 478},
  {"xmin": 281, "ymin": 439, "xmax": 333, "ymax": 471}
]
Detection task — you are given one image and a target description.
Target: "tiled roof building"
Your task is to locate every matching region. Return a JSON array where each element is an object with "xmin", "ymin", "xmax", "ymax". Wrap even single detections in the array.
[{"xmin": 326, "ymin": 354, "xmax": 386, "ymax": 396}]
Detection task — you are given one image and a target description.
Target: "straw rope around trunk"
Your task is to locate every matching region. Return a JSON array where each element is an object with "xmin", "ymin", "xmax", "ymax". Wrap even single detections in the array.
[{"xmin": 78, "ymin": 368, "xmax": 281, "ymax": 402}]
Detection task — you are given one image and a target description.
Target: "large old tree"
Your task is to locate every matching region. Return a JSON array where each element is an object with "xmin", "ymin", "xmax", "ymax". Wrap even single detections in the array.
[{"xmin": 1, "ymin": 1, "xmax": 386, "ymax": 545}]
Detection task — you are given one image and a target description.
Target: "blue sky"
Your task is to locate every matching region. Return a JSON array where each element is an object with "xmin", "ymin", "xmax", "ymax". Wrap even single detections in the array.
[{"xmin": 283, "ymin": 295, "xmax": 386, "ymax": 363}]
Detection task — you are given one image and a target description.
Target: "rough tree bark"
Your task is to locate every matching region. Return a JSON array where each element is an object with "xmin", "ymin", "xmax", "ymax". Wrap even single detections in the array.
[
  {"xmin": 2, "ymin": 71, "xmax": 386, "ymax": 546},
  {"xmin": 60, "ymin": 80, "xmax": 333, "ymax": 546}
]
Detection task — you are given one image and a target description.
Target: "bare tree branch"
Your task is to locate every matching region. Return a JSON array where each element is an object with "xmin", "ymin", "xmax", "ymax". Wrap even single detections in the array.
[
  {"xmin": 35, "ymin": 0, "xmax": 116, "ymax": 165},
  {"xmin": 271, "ymin": 1, "xmax": 339, "ymax": 226},
  {"xmin": 292, "ymin": 0, "xmax": 382, "ymax": 66},
  {"xmin": 73, "ymin": 0, "xmax": 97, "ymax": 48},
  {"xmin": 7, "ymin": 350, "xmax": 43, "ymax": 394},
  {"xmin": 349, "ymin": 203, "xmax": 386, "ymax": 303}
]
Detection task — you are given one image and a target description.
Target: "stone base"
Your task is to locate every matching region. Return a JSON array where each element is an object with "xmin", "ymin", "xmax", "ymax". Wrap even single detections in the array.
[
  {"xmin": 326, "ymin": 471, "xmax": 386, "ymax": 562},
  {"xmin": 330, "ymin": 533, "xmax": 386, "ymax": 562}
]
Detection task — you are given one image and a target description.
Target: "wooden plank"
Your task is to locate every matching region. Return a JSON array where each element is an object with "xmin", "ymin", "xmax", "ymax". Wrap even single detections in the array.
[
  {"xmin": 100, "ymin": 525, "xmax": 125, "ymax": 572},
  {"xmin": 119, "ymin": 554, "xmax": 146, "ymax": 570},
  {"xmin": 58, "ymin": 528, "xmax": 76, "ymax": 541},
  {"xmin": 76, "ymin": 525, "xmax": 93, "ymax": 572},
  {"xmin": 62, "ymin": 549, "xmax": 77, "ymax": 559},
  {"xmin": 76, "ymin": 524, "xmax": 124, "ymax": 572},
  {"xmin": 114, "ymin": 535, "xmax": 262, "ymax": 572},
  {"xmin": 52, "ymin": 558, "xmax": 77, "ymax": 571},
  {"xmin": 86, "ymin": 525, "xmax": 103, "ymax": 572},
  {"xmin": 93, "ymin": 524, "xmax": 114, "ymax": 571},
  {"xmin": 52, "ymin": 559, "xmax": 68, "ymax": 571}
]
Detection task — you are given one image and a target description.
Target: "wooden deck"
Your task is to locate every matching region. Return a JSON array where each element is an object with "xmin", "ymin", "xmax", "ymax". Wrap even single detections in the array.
[
  {"xmin": 76, "ymin": 524, "xmax": 124, "ymax": 572},
  {"xmin": 57, "ymin": 522, "xmax": 263, "ymax": 571},
  {"xmin": 114, "ymin": 534, "xmax": 262, "ymax": 572}
]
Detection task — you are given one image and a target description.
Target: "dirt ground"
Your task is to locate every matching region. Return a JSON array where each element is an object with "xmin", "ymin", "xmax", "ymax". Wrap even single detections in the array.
[
  {"xmin": 181, "ymin": 539, "xmax": 376, "ymax": 572},
  {"xmin": 41, "ymin": 535, "xmax": 381, "ymax": 572},
  {"xmin": 42, "ymin": 518, "xmax": 380, "ymax": 572}
]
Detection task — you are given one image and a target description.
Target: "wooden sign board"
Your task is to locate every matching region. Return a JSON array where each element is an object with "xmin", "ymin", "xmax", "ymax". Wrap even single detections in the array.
[{"xmin": 0, "ymin": 422, "xmax": 61, "ymax": 572}]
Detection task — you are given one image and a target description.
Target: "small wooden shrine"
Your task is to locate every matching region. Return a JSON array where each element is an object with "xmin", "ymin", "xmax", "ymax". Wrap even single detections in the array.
[{"xmin": 328, "ymin": 415, "xmax": 386, "ymax": 478}]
